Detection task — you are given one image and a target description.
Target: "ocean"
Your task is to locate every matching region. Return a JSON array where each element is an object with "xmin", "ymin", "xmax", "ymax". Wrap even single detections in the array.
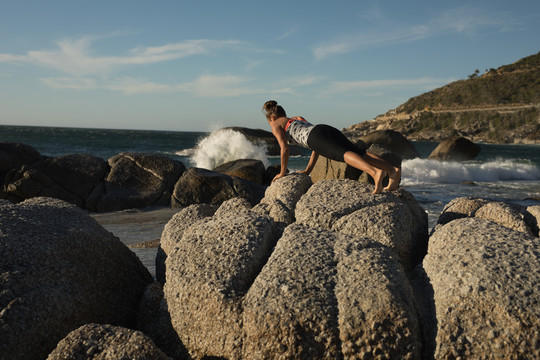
[{"xmin": 2, "ymin": 124, "xmax": 540, "ymax": 230}]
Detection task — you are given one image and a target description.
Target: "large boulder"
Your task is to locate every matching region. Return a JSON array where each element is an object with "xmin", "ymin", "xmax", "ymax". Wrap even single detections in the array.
[
  {"xmin": 359, "ymin": 129, "xmax": 420, "ymax": 159},
  {"xmin": 47, "ymin": 323, "xmax": 171, "ymax": 360},
  {"xmin": 428, "ymin": 136, "xmax": 481, "ymax": 161},
  {"xmin": 163, "ymin": 198, "xmax": 277, "ymax": 359},
  {"xmin": 310, "ymin": 143, "xmax": 401, "ymax": 186},
  {"xmin": 0, "ymin": 197, "xmax": 153, "ymax": 360},
  {"xmin": 159, "ymin": 180, "xmax": 427, "ymax": 359},
  {"xmin": 421, "ymin": 218, "xmax": 540, "ymax": 358},
  {"xmin": 171, "ymin": 167, "xmax": 266, "ymax": 207},
  {"xmin": 295, "ymin": 180, "xmax": 428, "ymax": 270},
  {"xmin": 213, "ymin": 158, "xmax": 266, "ymax": 185},
  {"xmin": 0, "ymin": 142, "xmax": 41, "ymax": 175},
  {"xmin": 2, "ymin": 153, "xmax": 108, "ymax": 208},
  {"xmin": 87, "ymin": 152, "xmax": 185, "ymax": 212},
  {"xmin": 242, "ymin": 224, "xmax": 420, "ymax": 359}
]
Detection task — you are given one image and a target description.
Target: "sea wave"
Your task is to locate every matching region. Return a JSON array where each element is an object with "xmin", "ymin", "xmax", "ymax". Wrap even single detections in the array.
[
  {"xmin": 402, "ymin": 157, "xmax": 540, "ymax": 185},
  {"xmin": 189, "ymin": 129, "xmax": 269, "ymax": 170}
]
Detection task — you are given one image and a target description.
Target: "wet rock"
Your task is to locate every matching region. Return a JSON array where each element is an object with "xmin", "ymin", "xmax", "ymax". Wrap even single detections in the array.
[
  {"xmin": 171, "ymin": 167, "xmax": 266, "ymax": 208},
  {"xmin": 87, "ymin": 152, "xmax": 185, "ymax": 212},
  {"xmin": 360, "ymin": 129, "xmax": 420, "ymax": 159},
  {"xmin": 428, "ymin": 137, "xmax": 481, "ymax": 161},
  {"xmin": 422, "ymin": 218, "xmax": 540, "ymax": 359},
  {"xmin": 0, "ymin": 197, "xmax": 153, "ymax": 360},
  {"xmin": 213, "ymin": 158, "xmax": 266, "ymax": 185},
  {"xmin": 0, "ymin": 142, "xmax": 41, "ymax": 175},
  {"xmin": 3, "ymin": 153, "xmax": 108, "ymax": 207},
  {"xmin": 47, "ymin": 323, "xmax": 170, "ymax": 360}
]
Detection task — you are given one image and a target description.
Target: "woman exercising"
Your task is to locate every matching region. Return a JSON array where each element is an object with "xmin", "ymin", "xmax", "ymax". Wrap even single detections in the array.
[{"xmin": 262, "ymin": 100, "xmax": 401, "ymax": 194}]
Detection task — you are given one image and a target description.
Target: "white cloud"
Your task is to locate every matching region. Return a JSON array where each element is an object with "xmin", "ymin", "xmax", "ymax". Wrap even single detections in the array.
[
  {"xmin": 0, "ymin": 36, "xmax": 244, "ymax": 76},
  {"xmin": 312, "ymin": 5, "xmax": 520, "ymax": 60}
]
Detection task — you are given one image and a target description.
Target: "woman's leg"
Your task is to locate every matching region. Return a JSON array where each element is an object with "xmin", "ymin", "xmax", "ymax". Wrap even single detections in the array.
[
  {"xmin": 364, "ymin": 152, "xmax": 401, "ymax": 191},
  {"xmin": 343, "ymin": 151, "xmax": 385, "ymax": 194}
]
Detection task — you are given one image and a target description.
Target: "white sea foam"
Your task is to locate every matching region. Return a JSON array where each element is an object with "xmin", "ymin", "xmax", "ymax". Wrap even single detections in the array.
[
  {"xmin": 402, "ymin": 157, "xmax": 540, "ymax": 185},
  {"xmin": 190, "ymin": 129, "xmax": 269, "ymax": 170}
]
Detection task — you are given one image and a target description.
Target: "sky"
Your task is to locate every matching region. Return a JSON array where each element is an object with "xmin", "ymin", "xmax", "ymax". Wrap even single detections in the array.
[{"xmin": 1, "ymin": 0, "xmax": 539, "ymax": 132}]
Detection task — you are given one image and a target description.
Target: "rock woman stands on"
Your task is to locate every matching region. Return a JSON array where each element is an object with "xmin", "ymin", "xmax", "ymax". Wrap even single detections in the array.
[{"xmin": 262, "ymin": 100, "xmax": 401, "ymax": 194}]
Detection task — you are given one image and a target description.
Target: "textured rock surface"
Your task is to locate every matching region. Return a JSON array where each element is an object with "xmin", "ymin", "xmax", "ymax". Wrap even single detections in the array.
[
  {"xmin": 156, "ymin": 203, "xmax": 218, "ymax": 284},
  {"xmin": 422, "ymin": 218, "xmax": 540, "ymax": 359},
  {"xmin": 252, "ymin": 172, "xmax": 312, "ymax": 226},
  {"xmin": 87, "ymin": 152, "xmax": 185, "ymax": 212},
  {"xmin": 525, "ymin": 205, "xmax": 540, "ymax": 236},
  {"xmin": 475, "ymin": 201, "xmax": 533, "ymax": 235},
  {"xmin": 295, "ymin": 180, "xmax": 428, "ymax": 270},
  {"xmin": 436, "ymin": 197, "xmax": 536, "ymax": 236},
  {"xmin": 243, "ymin": 224, "xmax": 420, "ymax": 359},
  {"xmin": 46, "ymin": 323, "xmax": 171, "ymax": 360},
  {"xmin": 437, "ymin": 196, "xmax": 490, "ymax": 225},
  {"xmin": 163, "ymin": 198, "xmax": 276, "ymax": 359},
  {"xmin": 0, "ymin": 197, "xmax": 153, "ymax": 360},
  {"xmin": 171, "ymin": 167, "xmax": 266, "ymax": 207}
]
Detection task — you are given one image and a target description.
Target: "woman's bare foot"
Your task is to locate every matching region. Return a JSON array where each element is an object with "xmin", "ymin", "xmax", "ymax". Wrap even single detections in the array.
[
  {"xmin": 372, "ymin": 169, "xmax": 385, "ymax": 194},
  {"xmin": 384, "ymin": 167, "xmax": 401, "ymax": 191}
]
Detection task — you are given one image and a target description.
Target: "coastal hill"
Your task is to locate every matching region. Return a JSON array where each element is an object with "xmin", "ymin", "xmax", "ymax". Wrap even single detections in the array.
[{"xmin": 343, "ymin": 51, "xmax": 540, "ymax": 144}]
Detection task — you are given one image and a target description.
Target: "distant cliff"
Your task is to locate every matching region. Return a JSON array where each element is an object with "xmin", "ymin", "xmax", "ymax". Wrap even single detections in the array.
[{"xmin": 344, "ymin": 51, "xmax": 540, "ymax": 144}]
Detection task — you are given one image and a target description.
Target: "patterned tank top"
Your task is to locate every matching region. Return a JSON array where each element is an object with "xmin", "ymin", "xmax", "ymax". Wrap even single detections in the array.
[{"xmin": 285, "ymin": 117, "xmax": 315, "ymax": 149}]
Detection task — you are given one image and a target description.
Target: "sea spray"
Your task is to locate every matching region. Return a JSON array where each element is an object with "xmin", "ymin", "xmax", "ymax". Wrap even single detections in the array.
[
  {"xmin": 402, "ymin": 157, "xmax": 540, "ymax": 185},
  {"xmin": 190, "ymin": 129, "xmax": 269, "ymax": 170}
]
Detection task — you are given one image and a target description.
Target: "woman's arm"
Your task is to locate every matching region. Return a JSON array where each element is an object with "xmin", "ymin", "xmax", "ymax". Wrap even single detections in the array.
[
  {"xmin": 270, "ymin": 123, "xmax": 290, "ymax": 182},
  {"xmin": 298, "ymin": 151, "xmax": 319, "ymax": 175}
]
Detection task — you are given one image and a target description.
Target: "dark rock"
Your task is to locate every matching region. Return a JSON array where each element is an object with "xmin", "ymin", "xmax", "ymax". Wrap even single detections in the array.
[
  {"xmin": 213, "ymin": 158, "xmax": 266, "ymax": 185},
  {"xmin": 3, "ymin": 153, "xmax": 108, "ymax": 207},
  {"xmin": 0, "ymin": 142, "xmax": 41, "ymax": 174},
  {"xmin": 87, "ymin": 152, "xmax": 185, "ymax": 212},
  {"xmin": 171, "ymin": 167, "xmax": 266, "ymax": 207},
  {"xmin": 0, "ymin": 197, "xmax": 153, "ymax": 360},
  {"xmin": 47, "ymin": 323, "xmax": 171, "ymax": 360},
  {"xmin": 360, "ymin": 129, "xmax": 420, "ymax": 159},
  {"xmin": 428, "ymin": 137, "xmax": 481, "ymax": 161}
]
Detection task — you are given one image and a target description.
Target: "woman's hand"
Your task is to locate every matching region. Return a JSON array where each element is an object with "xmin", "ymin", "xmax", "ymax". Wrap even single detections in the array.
[{"xmin": 272, "ymin": 173, "xmax": 286, "ymax": 182}]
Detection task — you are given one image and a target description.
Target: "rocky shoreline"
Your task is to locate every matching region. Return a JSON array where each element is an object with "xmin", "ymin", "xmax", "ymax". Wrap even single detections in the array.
[
  {"xmin": 1, "ymin": 173, "xmax": 539, "ymax": 359},
  {"xmin": 1, "ymin": 137, "xmax": 539, "ymax": 359}
]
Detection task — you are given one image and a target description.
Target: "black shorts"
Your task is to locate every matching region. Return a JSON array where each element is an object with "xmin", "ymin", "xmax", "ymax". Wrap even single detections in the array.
[{"xmin": 307, "ymin": 124, "xmax": 366, "ymax": 162}]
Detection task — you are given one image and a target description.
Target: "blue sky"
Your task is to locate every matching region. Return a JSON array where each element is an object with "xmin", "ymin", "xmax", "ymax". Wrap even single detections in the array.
[{"xmin": 1, "ymin": 0, "xmax": 539, "ymax": 132}]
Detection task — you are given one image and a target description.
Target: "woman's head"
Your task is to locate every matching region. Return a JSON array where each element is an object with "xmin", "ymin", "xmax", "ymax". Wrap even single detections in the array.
[{"xmin": 262, "ymin": 100, "xmax": 286, "ymax": 119}]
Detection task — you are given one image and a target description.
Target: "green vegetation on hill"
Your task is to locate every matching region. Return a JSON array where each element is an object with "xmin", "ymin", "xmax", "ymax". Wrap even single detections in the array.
[
  {"xmin": 344, "ymin": 51, "xmax": 540, "ymax": 144},
  {"xmin": 398, "ymin": 51, "xmax": 540, "ymax": 112}
]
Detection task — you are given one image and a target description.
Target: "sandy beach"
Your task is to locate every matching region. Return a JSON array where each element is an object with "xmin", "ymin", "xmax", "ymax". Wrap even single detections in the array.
[{"xmin": 91, "ymin": 206, "xmax": 182, "ymax": 278}]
